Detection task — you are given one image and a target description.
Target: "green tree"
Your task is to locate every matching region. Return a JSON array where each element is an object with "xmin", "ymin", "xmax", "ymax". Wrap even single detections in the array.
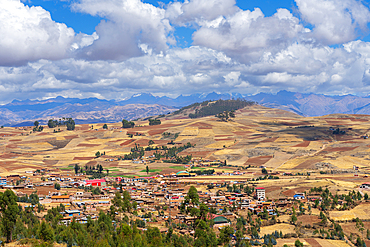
[
  {"xmin": 103, "ymin": 124, "xmax": 108, "ymax": 129},
  {"xmin": 34, "ymin": 121, "xmax": 39, "ymax": 128},
  {"xmin": 295, "ymin": 239, "xmax": 304, "ymax": 247},
  {"xmin": 149, "ymin": 119, "xmax": 161, "ymax": 126},
  {"xmin": 148, "ymin": 140, "xmax": 155, "ymax": 146},
  {"xmin": 186, "ymin": 186, "xmax": 199, "ymax": 206},
  {"xmin": 54, "ymin": 183, "xmax": 61, "ymax": 190},
  {"xmin": 0, "ymin": 189, "xmax": 20, "ymax": 242},
  {"xmin": 146, "ymin": 165, "xmax": 149, "ymax": 175},
  {"xmin": 261, "ymin": 168, "xmax": 268, "ymax": 174},
  {"xmin": 38, "ymin": 221, "xmax": 54, "ymax": 242},
  {"xmin": 74, "ymin": 164, "xmax": 79, "ymax": 175},
  {"xmin": 95, "ymin": 151, "xmax": 101, "ymax": 158},
  {"xmin": 122, "ymin": 119, "xmax": 135, "ymax": 128},
  {"xmin": 122, "ymin": 190, "xmax": 132, "ymax": 212},
  {"xmin": 218, "ymin": 225, "xmax": 234, "ymax": 245},
  {"xmin": 364, "ymin": 193, "xmax": 368, "ymax": 201}
]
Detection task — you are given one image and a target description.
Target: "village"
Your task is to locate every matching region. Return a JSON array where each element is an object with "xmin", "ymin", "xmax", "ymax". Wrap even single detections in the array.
[{"xmin": 1, "ymin": 161, "xmax": 370, "ymax": 246}]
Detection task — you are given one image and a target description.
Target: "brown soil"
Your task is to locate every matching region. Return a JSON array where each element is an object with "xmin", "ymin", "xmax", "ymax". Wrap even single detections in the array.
[
  {"xmin": 120, "ymin": 139, "xmax": 136, "ymax": 146},
  {"xmin": 73, "ymin": 157, "xmax": 95, "ymax": 160},
  {"xmin": 297, "ymin": 215, "xmax": 321, "ymax": 225},
  {"xmin": 77, "ymin": 143, "xmax": 100, "ymax": 147},
  {"xmin": 64, "ymin": 135, "xmax": 78, "ymax": 140},
  {"xmin": 304, "ymin": 239, "xmax": 321, "ymax": 247},
  {"xmin": 148, "ymin": 129, "xmax": 168, "ymax": 136},
  {"xmin": 293, "ymin": 141, "xmax": 310, "ymax": 147},
  {"xmin": 245, "ymin": 156, "xmax": 273, "ymax": 165},
  {"xmin": 294, "ymin": 159, "xmax": 323, "ymax": 169}
]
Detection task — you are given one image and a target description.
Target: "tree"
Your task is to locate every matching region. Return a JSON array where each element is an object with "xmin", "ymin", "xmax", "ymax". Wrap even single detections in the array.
[
  {"xmin": 34, "ymin": 121, "xmax": 39, "ymax": 128},
  {"xmin": 295, "ymin": 239, "xmax": 304, "ymax": 247},
  {"xmin": 365, "ymin": 193, "xmax": 369, "ymax": 201},
  {"xmin": 122, "ymin": 190, "xmax": 132, "ymax": 212},
  {"xmin": 48, "ymin": 119, "xmax": 57, "ymax": 128},
  {"xmin": 148, "ymin": 140, "xmax": 155, "ymax": 146},
  {"xmin": 149, "ymin": 119, "xmax": 161, "ymax": 126},
  {"xmin": 261, "ymin": 168, "xmax": 268, "ymax": 174},
  {"xmin": 74, "ymin": 164, "xmax": 79, "ymax": 175},
  {"xmin": 38, "ymin": 221, "xmax": 54, "ymax": 242},
  {"xmin": 66, "ymin": 118, "xmax": 75, "ymax": 130},
  {"xmin": 95, "ymin": 151, "xmax": 101, "ymax": 158},
  {"xmin": 146, "ymin": 165, "xmax": 149, "ymax": 175},
  {"xmin": 122, "ymin": 119, "xmax": 135, "ymax": 128},
  {"xmin": 103, "ymin": 124, "xmax": 108, "ymax": 129},
  {"xmin": 0, "ymin": 189, "xmax": 20, "ymax": 242},
  {"xmin": 218, "ymin": 226, "xmax": 234, "ymax": 245},
  {"xmin": 186, "ymin": 186, "xmax": 199, "ymax": 206},
  {"xmin": 54, "ymin": 183, "xmax": 60, "ymax": 190}
]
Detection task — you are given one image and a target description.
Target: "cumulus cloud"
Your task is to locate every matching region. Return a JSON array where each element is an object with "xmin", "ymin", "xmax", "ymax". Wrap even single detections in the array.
[
  {"xmin": 72, "ymin": 0, "xmax": 174, "ymax": 60},
  {"xmin": 295, "ymin": 0, "xmax": 370, "ymax": 45},
  {"xmin": 0, "ymin": 0, "xmax": 75, "ymax": 66},
  {"xmin": 191, "ymin": 8, "xmax": 307, "ymax": 64},
  {"xmin": 2, "ymin": 0, "xmax": 370, "ymax": 103},
  {"xmin": 167, "ymin": 0, "xmax": 238, "ymax": 26}
]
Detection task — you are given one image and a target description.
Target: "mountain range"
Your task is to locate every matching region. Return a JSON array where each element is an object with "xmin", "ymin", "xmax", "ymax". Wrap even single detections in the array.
[{"xmin": 2, "ymin": 91, "xmax": 370, "ymax": 126}]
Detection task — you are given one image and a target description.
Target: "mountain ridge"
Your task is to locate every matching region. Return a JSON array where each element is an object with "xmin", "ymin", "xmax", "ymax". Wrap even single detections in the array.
[{"xmin": 4, "ymin": 91, "xmax": 370, "ymax": 126}]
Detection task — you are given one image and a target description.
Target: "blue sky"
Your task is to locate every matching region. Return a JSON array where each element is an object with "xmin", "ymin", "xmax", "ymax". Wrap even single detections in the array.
[
  {"xmin": 25, "ymin": 0, "xmax": 298, "ymax": 44},
  {"xmin": 2, "ymin": 0, "xmax": 370, "ymax": 102}
]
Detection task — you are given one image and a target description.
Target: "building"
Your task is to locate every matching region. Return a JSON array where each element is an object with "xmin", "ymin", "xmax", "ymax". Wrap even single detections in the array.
[
  {"xmin": 0, "ymin": 177, "xmax": 7, "ymax": 186},
  {"xmin": 85, "ymin": 179, "xmax": 106, "ymax": 187},
  {"xmin": 176, "ymin": 171, "xmax": 191, "ymax": 177},
  {"xmin": 255, "ymin": 187, "xmax": 265, "ymax": 200},
  {"xmin": 64, "ymin": 210, "xmax": 81, "ymax": 217},
  {"xmin": 360, "ymin": 182, "xmax": 370, "ymax": 189},
  {"xmin": 293, "ymin": 193, "xmax": 305, "ymax": 200},
  {"xmin": 51, "ymin": 195, "xmax": 72, "ymax": 203}
]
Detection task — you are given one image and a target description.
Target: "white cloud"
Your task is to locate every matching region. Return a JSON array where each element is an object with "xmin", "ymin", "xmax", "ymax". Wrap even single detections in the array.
[
  {"xmin": 192, "ymin": 8, "xmax": 306, "ymax": 64},
  {"xmin": 0, "ymin": 0, "xmax": 75, "ymax": 66},
  {"xmin": 167, "ymin": 0, "xmax": 238, "ymax": 26},
  {"xmin": 2, "ymin": 0, "xmax": 370, "ymax": 102},
  {"xmin": 72, "ymin": 0, "xmax": 174, "ymax": 60},
  {"xmin": 295, "ymin": 0, "xmax": 370, "ymax": 45}
]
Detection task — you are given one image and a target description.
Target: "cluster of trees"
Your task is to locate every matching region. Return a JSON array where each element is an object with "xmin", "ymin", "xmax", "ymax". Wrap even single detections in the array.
[
  {"xmin": 191, "ymin": 169, "xmax": 215, "ymax": 175},
  {"xmin": 309, "ymin": 186, "xmax": 366, "ymax": 211},
  {"xmin": 215, "ymin": 110, "xmax": 235, "ymax": 122},
  {"xmin": 188, "ymin": 99, "xmax": 255, "ymax": 119},
  {"xmin": 149, "ymin": 119, "xmax": 161, "ymax": 126},
  {"xmin": 122, "ymin": 119, "xmax": 135, "ymax": 128},
  {"xmin": 71, "ymin": 164, "xmax": 107, "ymax": 179},
  {"xmin": 33, "ymin": 121, "xmax": 43, "ymax": 132},
  {"xmin": 123, "ymin": 142, "xmax": 195, "ymax": 164},
  {"xmin": 48, "ymin": 117, "xmax": 75, "ymax": 130},
  {"xmin": 17, "ymin": 193, "xmax": 39, "ymax": 205},
  {"xmin": 332, "ymin": 128, "xmax": 346, "ymax": 135}
]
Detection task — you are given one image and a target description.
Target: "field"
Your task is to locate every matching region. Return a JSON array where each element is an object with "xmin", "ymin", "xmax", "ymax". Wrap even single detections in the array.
[{"xmin": 0, "ymin": 105, "xmax": 370, "ymax": 194}]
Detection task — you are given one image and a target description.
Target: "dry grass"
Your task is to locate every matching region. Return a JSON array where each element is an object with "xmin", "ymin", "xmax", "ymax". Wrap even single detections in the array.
[
  {"xmin": 329, "ymin": 203, "xmax": 370, "ymax": 221},
  {"xmin": 260, "ymin": 223, "xmax": 295, "ymax": 236}
]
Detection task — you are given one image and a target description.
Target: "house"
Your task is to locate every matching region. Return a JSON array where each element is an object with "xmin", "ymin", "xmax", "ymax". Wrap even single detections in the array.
[
  {"xmin": 51, "ymin": 195, "xmax": 72, "ymax": 203},
  {"xmin": 293, "ymin": 193, "xmax": 305, "ymax": 200},
  {"xmin": 360, "ymin": 182, "xmax": 370, "ymax": 189},
  {"xmin": 255, "ymin": 187, "xmax": 265, "ymax": 200},
  {"xmin": 0, "ymin": 177, "xmax": 7, "ymax": 186},
  {"xmin": 85, "ymin": 179, "xmax": 106, "ymax": 187},
  {"xmin": 64, "ymin": 209, "xmax": 81, "ymax": 217}
]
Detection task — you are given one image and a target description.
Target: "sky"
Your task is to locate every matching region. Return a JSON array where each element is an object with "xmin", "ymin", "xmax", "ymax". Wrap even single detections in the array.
[{"xmin": 2, "ymin": 0, "xmax": 370, "ymax": 103}]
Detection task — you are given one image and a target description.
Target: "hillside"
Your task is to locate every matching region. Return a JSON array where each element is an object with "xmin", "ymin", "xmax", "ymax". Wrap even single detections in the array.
[
  {"xmin": 4, "ymin": 91, "xmax": 370, "ymax": 126},
  {"xmin": 2, "ymin": 104, "xmax": 370, "ymax": 176}
]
